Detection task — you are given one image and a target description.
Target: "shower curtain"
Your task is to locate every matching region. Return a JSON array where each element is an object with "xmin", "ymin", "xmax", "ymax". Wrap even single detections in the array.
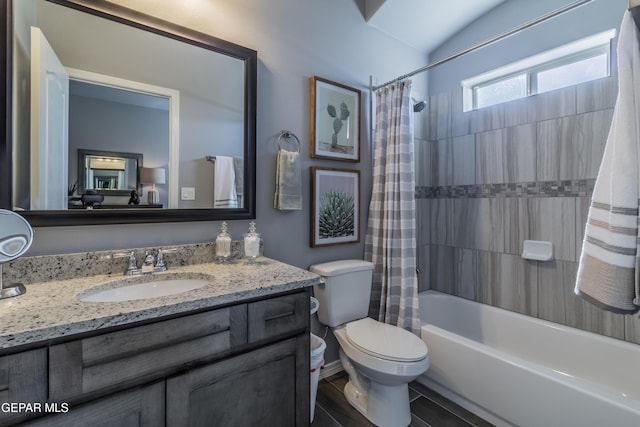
[{"xmin": 365, "ymin": 79, "xmax": 420, "ymax": 334}]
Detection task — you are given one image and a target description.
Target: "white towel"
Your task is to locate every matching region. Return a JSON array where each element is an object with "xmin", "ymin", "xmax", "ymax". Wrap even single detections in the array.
[
  {"xmin": 274, "ymin": 149, "xmax": 302, "ymax": 210},
  {"xmin": 214, "ymin": 156, "xmax": 238, "ymax": 208},
  {"xmin": 574, "ymin": 11, "xmax": 640, "ymax": 314}
]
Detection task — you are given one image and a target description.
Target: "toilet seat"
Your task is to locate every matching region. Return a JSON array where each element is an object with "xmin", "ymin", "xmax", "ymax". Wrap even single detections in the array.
[{"xmin": 345, "ymin": 318, "xmax": 427, "ymax": 362}]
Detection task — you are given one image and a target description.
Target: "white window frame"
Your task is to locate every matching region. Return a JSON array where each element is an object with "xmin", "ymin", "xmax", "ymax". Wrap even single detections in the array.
[{"xmin": 461, "ymin": 29, "xmax": 617, "ymax": 112}]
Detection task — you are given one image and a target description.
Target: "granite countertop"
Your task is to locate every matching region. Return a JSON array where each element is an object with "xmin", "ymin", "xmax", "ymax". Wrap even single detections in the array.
[{"xmin": 0, "ymin": 257, "xmax": 320, "ymax": 351}]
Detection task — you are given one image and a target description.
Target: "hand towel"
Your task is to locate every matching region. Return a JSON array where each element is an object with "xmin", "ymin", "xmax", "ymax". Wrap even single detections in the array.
[
  {"xmin": 575, "ymin": 11, "xmax": 640, "ymax": 314},
  {"xmin": 214, "ymin": 156, "xmax": 238, "ymax": 209},
  {"xmin": 274, "ymin": 149, "xmax": 302, "ymax": 210}
]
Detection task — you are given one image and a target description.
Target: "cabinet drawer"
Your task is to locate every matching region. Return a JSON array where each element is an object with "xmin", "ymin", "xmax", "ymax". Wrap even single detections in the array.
[
  {"xmin": 50, "ymin": 305, "xmax": 246, "ymax": 401},
  {"xmin": 247, "ymin": 292, "xmax": 308, "ymax": 343}
]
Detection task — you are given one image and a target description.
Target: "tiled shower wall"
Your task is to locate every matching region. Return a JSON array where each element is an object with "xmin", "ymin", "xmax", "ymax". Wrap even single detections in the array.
[{"xmin": 415, "ymin": 76, "xmax": 640, "ymax": 345}]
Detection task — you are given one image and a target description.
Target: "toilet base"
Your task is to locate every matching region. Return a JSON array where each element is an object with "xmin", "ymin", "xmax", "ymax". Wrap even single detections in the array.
[
  {"xmin": 343, "ymin": 379, "xmax": 412, "ymax": 427},
  {"xmin": 338, "ymin": 348, "xmax": 413, "ymax": 427}
]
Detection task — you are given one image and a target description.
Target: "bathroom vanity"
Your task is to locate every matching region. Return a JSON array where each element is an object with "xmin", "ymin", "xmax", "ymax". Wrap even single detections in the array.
[{"xmin": 0, "ymin": 254, "xmax": 319, "ymax": 426}]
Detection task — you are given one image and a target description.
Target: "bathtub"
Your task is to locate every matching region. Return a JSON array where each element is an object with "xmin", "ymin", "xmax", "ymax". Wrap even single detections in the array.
[{"xmin": 417, "ymin": 291, "xmax": 640, "ymax": 427}]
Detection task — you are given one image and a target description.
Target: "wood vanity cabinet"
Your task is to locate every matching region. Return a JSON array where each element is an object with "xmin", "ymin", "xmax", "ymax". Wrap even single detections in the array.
[{"xmin": 0, "ymin": 289, "xmax": 311, "ymax": 427}]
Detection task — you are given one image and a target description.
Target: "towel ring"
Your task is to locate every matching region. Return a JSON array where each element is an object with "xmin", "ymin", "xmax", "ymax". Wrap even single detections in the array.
[{"xmin": 278, "ymin": 130, "xmax": 301, "ymax": 153}]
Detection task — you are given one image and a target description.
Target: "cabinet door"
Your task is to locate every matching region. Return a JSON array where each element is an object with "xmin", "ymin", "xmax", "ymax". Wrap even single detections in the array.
[
  {"xmin": 167, "ymin": 337, "xmax": 309, "ymax": 427},
  {"xmin": 24, "ymin": 381, "xmax": 164, "ymax": 427},
  {"xmin": 0, "ymin": 348, "xmax": 47, "ymax": 426}
]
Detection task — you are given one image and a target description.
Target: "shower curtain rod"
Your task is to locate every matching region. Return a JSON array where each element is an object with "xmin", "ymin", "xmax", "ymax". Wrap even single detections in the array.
[{"xmin": 371, "ymin": 0, "xmax": 593, "ymax": 91}]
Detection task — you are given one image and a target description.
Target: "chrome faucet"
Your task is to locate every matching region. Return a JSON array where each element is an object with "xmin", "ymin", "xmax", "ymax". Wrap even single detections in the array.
[
  {"xmin": 155, "ymin": 249, "xmax": 167, "ymax": 273},
  {"xmin": 152, "ymin": 248, "xmax": 177, "ymax": 273},
  {"xmin": 115, "ymin": 249, "xmax": 171, "ymax": 276},
  {"xmin": 117, "ymin": 251, "xmax": 141, "ymax": 276}
]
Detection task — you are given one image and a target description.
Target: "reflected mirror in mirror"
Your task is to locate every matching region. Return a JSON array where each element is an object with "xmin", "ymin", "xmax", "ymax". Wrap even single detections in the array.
[
  {"xmin": 77, "ymin": 149, "xmax": 143, "ymax": 200},
  {"xmin": 2, "ymin": 0, "xmax": 257, "ymax": 225}
]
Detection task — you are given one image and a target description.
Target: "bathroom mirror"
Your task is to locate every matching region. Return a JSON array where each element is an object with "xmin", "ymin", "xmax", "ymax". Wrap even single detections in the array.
[
  {"xmin": 0, "ymin": 209, "xmax": 33, "ymax": 298},
  {"xmin": 0, "ymin": 0, "xmax": 257, "ymax": 226}
]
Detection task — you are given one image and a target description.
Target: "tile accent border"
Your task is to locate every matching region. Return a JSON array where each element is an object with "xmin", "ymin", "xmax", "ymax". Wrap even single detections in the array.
[{"xmin": 416, "ymin": 179, "xmax": 595, "ymax": 199}]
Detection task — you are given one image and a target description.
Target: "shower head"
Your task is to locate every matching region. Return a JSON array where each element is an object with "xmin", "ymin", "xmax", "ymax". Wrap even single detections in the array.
[{"xmin": 412, "ymin": 98, "xmax": 427, "ymax": 112}]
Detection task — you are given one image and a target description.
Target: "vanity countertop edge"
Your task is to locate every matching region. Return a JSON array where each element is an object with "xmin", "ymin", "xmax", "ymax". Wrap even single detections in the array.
[{"xmin": 0, "ymin": 257, "xmax": 320, "ymax": 351}]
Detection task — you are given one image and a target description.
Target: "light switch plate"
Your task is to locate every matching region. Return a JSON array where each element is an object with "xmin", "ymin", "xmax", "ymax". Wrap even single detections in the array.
[{"xmin": 181, "ymin": 187, "xmax": 195, "ymax": 200}]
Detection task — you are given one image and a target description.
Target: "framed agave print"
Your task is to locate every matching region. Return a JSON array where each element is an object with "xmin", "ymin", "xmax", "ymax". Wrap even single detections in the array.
[
  {"xmin": 310, "ymin": 76, "xmax": 361, "ymax": 162},
  {"xmin": 311, "ymin": 167, "xmax": 360, "ymax": 247}
]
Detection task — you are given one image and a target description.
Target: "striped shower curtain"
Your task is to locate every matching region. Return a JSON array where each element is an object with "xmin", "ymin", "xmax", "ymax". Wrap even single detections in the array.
[{"xmin": 365, "ymin": 79, "xmax": 420, "ymax": 334}]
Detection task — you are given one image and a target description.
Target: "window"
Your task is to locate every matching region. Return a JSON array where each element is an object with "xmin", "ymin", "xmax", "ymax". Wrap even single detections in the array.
[
  {"xmin": 462, "ymin": 29, "xmax": 616, "ymax": 111},
  {"xmin": 475, "ymin": 73, "xmax": 527, "ymax": 109}
]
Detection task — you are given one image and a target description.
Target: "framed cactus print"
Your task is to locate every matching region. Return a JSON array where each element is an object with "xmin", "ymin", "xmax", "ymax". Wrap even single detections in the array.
[
  {"xmin": 311, "ymin": 167, "xmax": 360, "ymax": 247},
  {"xmin": 310, "ymin": 76, "xmax": 361, "ymax": 162}
]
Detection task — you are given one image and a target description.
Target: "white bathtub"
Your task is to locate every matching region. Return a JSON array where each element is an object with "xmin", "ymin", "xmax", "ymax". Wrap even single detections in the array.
[{"xmin": 417, "ymin": 290, "xmax": 640, "ymax": 427}]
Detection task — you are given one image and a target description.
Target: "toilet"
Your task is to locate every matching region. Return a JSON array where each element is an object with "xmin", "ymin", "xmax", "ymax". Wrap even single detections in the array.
[{"xmin": 310, "ymin": 259, "xmax": 429, "ymax": 427}]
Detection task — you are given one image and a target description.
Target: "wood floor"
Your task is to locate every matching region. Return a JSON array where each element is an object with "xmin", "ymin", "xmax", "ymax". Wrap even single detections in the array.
[{"xmin": 312, "ymin": 372, "xmax": 494, "ymax": 427}]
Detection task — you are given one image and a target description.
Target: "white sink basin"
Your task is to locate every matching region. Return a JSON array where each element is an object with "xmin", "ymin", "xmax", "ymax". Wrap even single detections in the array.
[{"xmin": 78, "ymin": 278, "xmax": 211, "ymax": 302}]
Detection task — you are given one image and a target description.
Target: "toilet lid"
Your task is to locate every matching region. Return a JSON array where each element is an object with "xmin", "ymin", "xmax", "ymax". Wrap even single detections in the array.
[{"xmin": 345, "ymin": 318, "xmax": 428, "ymax": 362}]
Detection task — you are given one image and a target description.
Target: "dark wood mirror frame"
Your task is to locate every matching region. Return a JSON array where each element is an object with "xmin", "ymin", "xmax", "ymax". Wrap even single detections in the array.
[{"xmin": 0, "ymin": 0, "xmax": 256, "ymax": 226}]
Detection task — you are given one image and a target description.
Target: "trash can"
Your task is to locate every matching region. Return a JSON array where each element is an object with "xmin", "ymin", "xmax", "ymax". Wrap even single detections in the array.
[{"xmin": 310, "ymin": 332, "xmax": 326, "ymax": 422}]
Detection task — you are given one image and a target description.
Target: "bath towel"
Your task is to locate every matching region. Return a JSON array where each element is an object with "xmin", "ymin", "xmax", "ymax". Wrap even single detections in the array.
[
  {"xmin": 575, "ymin": 11, "xmax": 640, "ymax": 314},
  {"xmin": 213, "ymin": 156, "xmax": 238, "ymax": 208},
  {"xmin": 274, "ymin": 149, "xmax": 302, "ymax": 210}
]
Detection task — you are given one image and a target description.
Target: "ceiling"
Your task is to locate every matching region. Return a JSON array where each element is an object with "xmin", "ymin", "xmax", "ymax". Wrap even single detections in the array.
[{"xmin": 361, "ymin": 0, "xmax": 508, "ymax": 55}]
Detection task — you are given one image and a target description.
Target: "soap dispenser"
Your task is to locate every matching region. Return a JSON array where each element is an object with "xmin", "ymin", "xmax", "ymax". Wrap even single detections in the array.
[
  {"xmin": 215, "ymin": 221, "xmax": 232, "ymax": 261},
  {"xmin": 243, "ymin": 221, "xmax": 261, "ymax": 260}
]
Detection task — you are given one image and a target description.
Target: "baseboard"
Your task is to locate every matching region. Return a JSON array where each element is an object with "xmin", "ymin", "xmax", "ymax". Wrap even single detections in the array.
[{"xmin": 319, "ymin": 360, "xmax": 343, "ymax": 380}]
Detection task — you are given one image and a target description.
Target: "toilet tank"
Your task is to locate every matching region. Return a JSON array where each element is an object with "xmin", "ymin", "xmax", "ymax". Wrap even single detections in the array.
[{"xmin": 309, "ymin": 259, "xmax": 373, "ymax": 327}]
